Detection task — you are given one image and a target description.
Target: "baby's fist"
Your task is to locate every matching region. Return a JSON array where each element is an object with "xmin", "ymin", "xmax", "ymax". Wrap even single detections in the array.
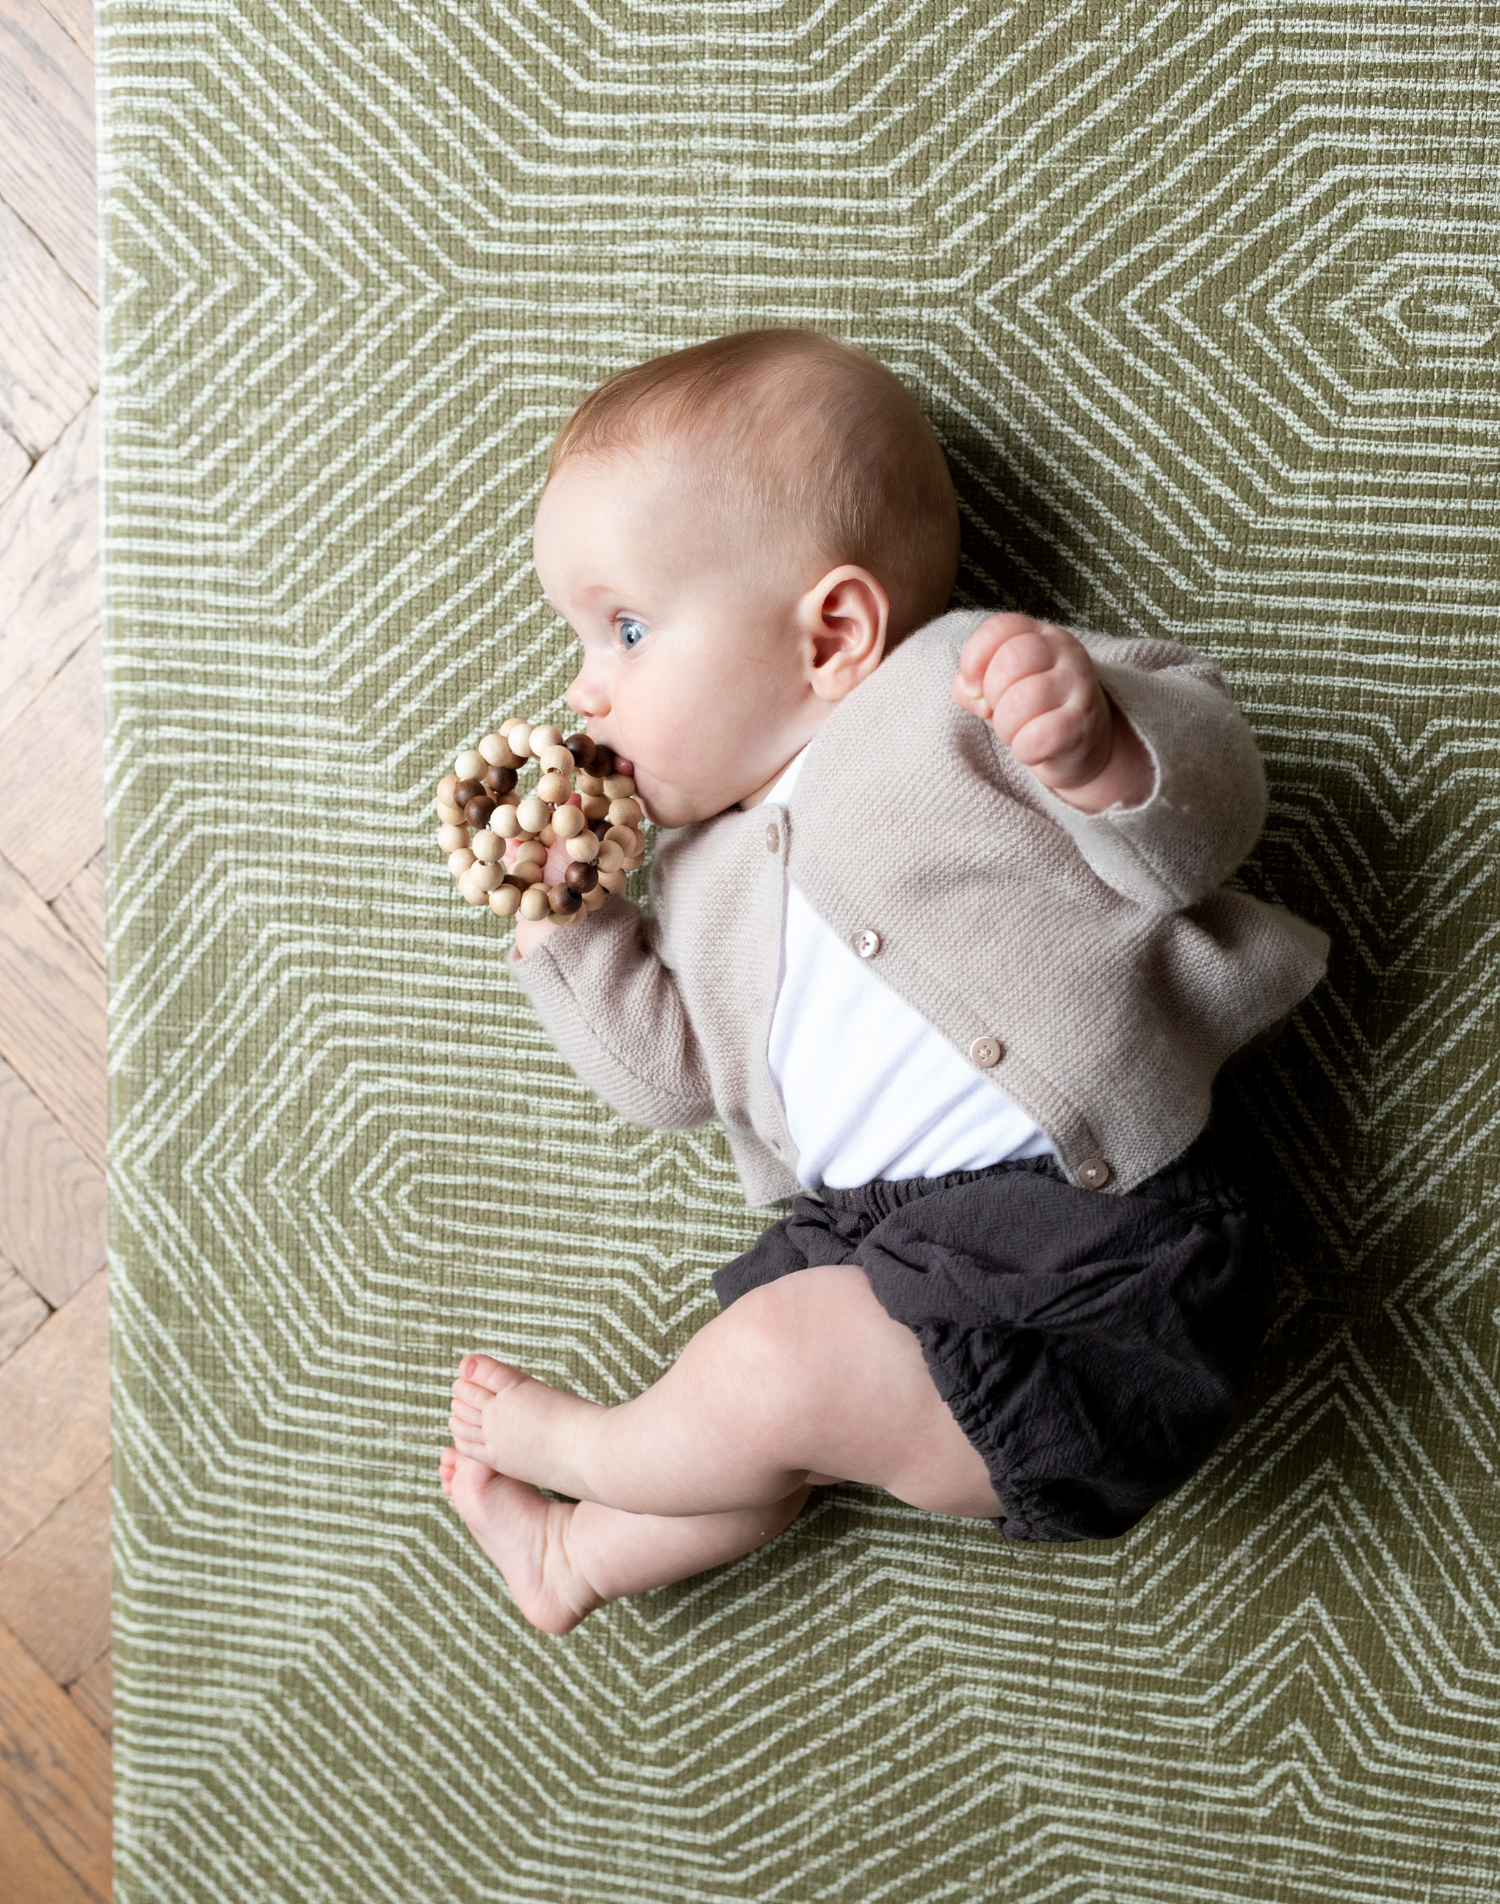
[{"xmin": 951, "ymin": 613, "xmax": 1153, "ymax": 810}]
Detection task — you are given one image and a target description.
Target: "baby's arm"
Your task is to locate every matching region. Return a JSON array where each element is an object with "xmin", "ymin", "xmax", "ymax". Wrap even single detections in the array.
[{"xmin": 951, "ymin": 611, "xmax": 1268, "ymax": 912}]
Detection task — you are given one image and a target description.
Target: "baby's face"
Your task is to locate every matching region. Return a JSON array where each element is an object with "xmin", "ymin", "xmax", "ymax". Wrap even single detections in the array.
[{"xmin": 533, "ymin": 451, "xmax": 829, "ymax": 828}]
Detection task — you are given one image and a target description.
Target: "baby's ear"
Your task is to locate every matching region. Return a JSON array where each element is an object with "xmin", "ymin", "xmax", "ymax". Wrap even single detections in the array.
[{"xmin": 803, "ymin": 567, "xmax": 888, "ymax": 702}]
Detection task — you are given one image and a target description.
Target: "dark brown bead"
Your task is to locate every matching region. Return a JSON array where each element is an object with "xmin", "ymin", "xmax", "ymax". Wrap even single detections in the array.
[
  {"xmin": 564, "ymin": 861, "xmax": 598, "ymax": 894},
  {"xmin": 547, "ymin": 883, "xmax": 583, "ymax": 915},
  {"xmin": 590, "ymin": 818, "xmax": 611, "ymax": 838},
  {"xmin": 563, "ymin": 731, "xmax": 595, "ymax": 767},
  {"xmin": 590, "ymin": 743, "xmax": 616, "ymax": 780},
  {"xmin": 482, "ymin": 765, "xmax": 517, "ymax": 794},
  {"xmin": 464, "ymin": 795, "xmax": 497, "ymax": 827},
  {"xmin": 453, "ymin": 777, "xmax": 484, "ymax": 809}
]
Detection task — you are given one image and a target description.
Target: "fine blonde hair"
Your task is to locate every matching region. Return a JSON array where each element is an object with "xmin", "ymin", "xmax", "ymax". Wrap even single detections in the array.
[{"xmin": 547, "ymin": 329, "xmax": 960, "ymax": 638}]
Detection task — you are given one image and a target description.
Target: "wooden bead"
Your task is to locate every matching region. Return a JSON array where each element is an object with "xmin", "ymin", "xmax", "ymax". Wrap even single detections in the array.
[
  {"xmin": 453, "ymin": 777, "xmax": 483, "ymax": 809},
  {"xmin": 538, "ymin": 824, "xmax": 557, "ymax": 847},
  {"xmin": 539, "ymin": 744, "xmax": 575, "ymax": 775},
  {"xmin": 479, "ymin": 733, "xmax": 521, "ymax": 768},
  {"xmin": 563, "ymin": 731, "xmax": 595, "ymax": 766},
  {"xmin": 580, "ymin": 794, "xmax": 611, "ymax": 821},
  {"xmin": 581, "ymin": 884, "xmax": 609, "ymax": 911},
  {"xmin": 464, "ymin": 796, "xmax": 496, "ymax": 828},
  {"xmin": 482, "ymin": 765, "xmax": 518, "ymax": 795},
  {"xmin": 516, "ymin": 795, "xmax": 550, "ymax": 833},
  {"xmin": 471, "ymin": 832, "xmax": 503, "ymax": 863},
  {"xmin": 596, "ymin": 840, "xmax": 626, "ymax": 873},
  {"xmin": 565, "ymin": 832, "xmax": 599, "ymax": 862},
  {"xmin": 552, "ymin": 803, "xmax": 586, "ymax": 839},
  {"xmin": 461, "ymin": 875, "xmax": 491, "ymax": 905},
  {"xmin": 529, "ymin": 724, "xmax": 564, "ymax": 757},
  {"xmin": 438, "ymin": 802, "xmax": 468, "ymax": 827},
  {"xmin": 575, "ymin": 770, "xmax": 604, "ymax": 796},
  {"xmin": 455, "ymin": 749, "xmax": 485, "ymax": 780},
  {"xmin": 513, "ymin": 839, "xmax": 546, "ymax": 864},
  {"xmin": 552, "ymin": 905, "xmax": 584, "ymax": 926},
  {"xmin": 437, "ymin": 773, "xmax": 459, "ymax": 805},
  {"xmin": 488, "ymin": 884, "xmax": 522, "ymax": 917},
  {"xmin": 437, "ymin": 823, "xmax": 468, "ymax": 852},
  {"xmin": 602, "ymin": 773, "xmax": 636, "ymax": 800},
  {"xmin": 518, "ymin": 885, "xmax": 551, "ymax": 921},
  {"xmin": 591, "ymin": 743, "xmax": 616, "ymax": 779},
  {"xmin": 510, "ymin": 861, "xmax": 546, "ymax": 887},
  {"xmin": 608, "ymin": 797, "xmax": 643, "ymax": 827},
  {"xmin": 564, "ymin": 861, "xmax": 598, "ymax": 894},
  {"xmin": 490, "ymin": 805, "xmax": 522, "ymax": 839},
  {"xmin": 447, "ymin": 847, "xmax": 476, "ymax": 876},
  {"xmin": 602, "ymin": 824, "xmax": 639, "ymax": 853},
  {"xmin": 596, "ymin": 868, "xmax": 628, "ymax": 893},
  {"xmin": 499, "ymin": 716, "xmax": 525, "ymax": 738},
  {"xmin": 537, "ymin": 771, "xmax": 571, "ymax": 804},
  {"xmin": 507, "ymin": 721, "xmax": 533, "ymax": 760},
  {"xmin": 470, "ymin": 861, "xmax": 504, "ymax": 892},
  {"xmin": 547, "ymin": 883, "xmax": 583, "ymax": 915}
]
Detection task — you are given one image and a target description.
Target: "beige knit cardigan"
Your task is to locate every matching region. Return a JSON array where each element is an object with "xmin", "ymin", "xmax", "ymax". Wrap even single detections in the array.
[{"xmin": 509, "ymin": 610, "xmax": 1331, "ymax": 1205}]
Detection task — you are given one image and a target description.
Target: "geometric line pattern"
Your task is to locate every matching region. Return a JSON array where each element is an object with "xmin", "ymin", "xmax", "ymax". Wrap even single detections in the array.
[{"xmin": 100, "ymin": 1, "xmax": 1500, "ymax": 1897}]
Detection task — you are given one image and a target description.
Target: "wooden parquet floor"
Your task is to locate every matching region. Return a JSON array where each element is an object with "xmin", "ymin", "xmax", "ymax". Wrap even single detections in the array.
[{"xmin": 0, "ymin": 2, "xmax": 114, "ymax": 1899}]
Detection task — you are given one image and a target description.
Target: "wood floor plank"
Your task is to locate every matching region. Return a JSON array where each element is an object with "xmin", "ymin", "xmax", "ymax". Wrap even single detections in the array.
[
  {"xmin": 0, "ymin": 625, "xmax": 102, "ymax": 900},
  {"xmin": 0, "ymin": 1059, "xmax": 106, "ymax": 1308},
  {"xmin": 0, "ymin": 1461, "xmax": 109, "ymax": 1685},
  {"xmin": 0, "ymin": 1269, "xmax": 108, "ymax": 1560},
  {"xmin": 0, "ymin": 398, "xmax": 98, "ymax": 734},
  {"xmin": 0, "ymin": 1780, "xmax": 98, "ymax": 1904},
  {"xmin": 37, "ymin": 0, "xmax": 91, "ymax": 58},
  {"xmin": 0, "ymin": 1616, "xmax": 111, "ymax": 1902},
  {"xmin": 66, "ymin": 1649, "xmax": 111, "ymax": 1741},
  {"xmin": 0, "ymin": 858, "xmax": 106, "ymax": 1168},
  {"xmin": 50, "ymin": 849, "xmax": 105, "ymax": 971},
  {"xmin": 0, "ymin": 197, "xmax": 97, "ymax": 457},
  {"xmin": 0, "ymin": 0, "xmax": 97, "ymax": 297},
  {"xmin": 0, "ymin": 1259, "xmax": 50, "ymax": 1363}
]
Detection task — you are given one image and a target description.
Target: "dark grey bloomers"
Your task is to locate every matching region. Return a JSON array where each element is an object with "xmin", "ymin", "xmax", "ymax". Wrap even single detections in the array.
[{"xmin": 713, "ymin": 1118, "xmax": 1266, "ymax": 1543}]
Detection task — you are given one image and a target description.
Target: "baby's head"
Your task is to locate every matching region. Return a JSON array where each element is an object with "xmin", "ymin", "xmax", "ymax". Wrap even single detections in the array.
[{"xmin": 533, "ymin": 329, "xmax": 959, "ymax": 827}]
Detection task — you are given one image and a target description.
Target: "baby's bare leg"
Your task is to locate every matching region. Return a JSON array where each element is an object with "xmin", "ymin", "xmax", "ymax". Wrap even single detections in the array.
[
  {"xmin": 440, "ymin": 1446, "xmax": 810, "ymax": 1634},
  {"xmin": 449, "ymin": 1265, "xmax": 1001, "ymax": 1522}
]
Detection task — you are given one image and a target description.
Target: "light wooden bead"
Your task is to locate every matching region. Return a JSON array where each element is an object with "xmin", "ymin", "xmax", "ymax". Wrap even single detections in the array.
[
  {"xmin": 516, "ymin": 795, "xmax": 550, "ymax": 834},
  {"xmin": 552, "ymin": 803, "xmax": 586, "ymax": 839},
  {"xmin": 488, "ymin": 884, "xmax": 522, "ymax": 917},
  {"xmin": 575, "ymin": 770, "xmax": 604, "ymax": 796},
  {"xmin": 601, "ymin": 824, "xmax": 639, "ymax": 854},
  {"xmin": 438, "ymin": 803, "xmax": 468, "ymax": 827},
  {"xmin": 479, "ymin": 733, "xmax": 522, "ymax": 768},
  {"xmin": 470, "ymin": 861, "xmax": 504, "ymax": 892},
  {"xmin": 602, "ymin": 774, "xmax": 636, "ymax": 799},
  {"xmin": 608, "ymin": 797, "xmax": 643, "ymax": 827},
  {"xmin": 529, "ymin": 724, "xmax": 564, "ymax": 757},
  {"xmin": 437, "ymin": 823, "xmax": 468, "ymax": 852},
  {"xmin": 537, "ymin": 824, "xmax": 556, "ymax": 847},
  {"xmin": 565, "ymin": 832, "xmax": 599, "ymax": 862},
  {"xmin": 539, "ymin": 744, "xmax": 575, "ymax": 775},
  {"xmin": 519, "ymin": 886, "xmax": 551, "ymax": 921},
  {"xmin": 508, "ymin": 722, "xmax": 533, "ymax": 760},
  {"xmin": 471, "ymin": 832, "xmax": 503, "ymax": 863},
  {"xmin": 537, "ymin": 771, "xmax": 571, "ymax": 804},
  {"xmin": 437, "ymin": 773, "xmax": 459, "ymax": 805},
  {"xmin": 511, "ymin": 861, "xmax": 546, "ymax": 887},
  {"xmin": 455, "ymin": 749, "xmax": 485, "ymax": 780},
  {"xmin": 499, "ymin": 716, "xmax": 524, "ymax": 737},
  {"xmin": 513, "ymin": 838, "xmax": 545, "ymax": 862},
  {"xmin": 448, "ymin": 847, "xmax": 476, "ymax": 876},
  {"xmin": 462, "ymin": 876, "xmax": 490, "ymax": 905},
  {"xmin": 580, "ymin": 794, "xmax": 611, "ymax": 820},
  {"xmin": 581, "ymin": 884, "xmax": 609, "ymax": 911},
  {"xmin": 596, "ymin": 868, "xmax": 628, "ymax": 894},
  {"xmin": 596, "ymin": 840, "xmax": 625, "ymax": 873},
  {"xmin": 490, "ymin": 804, "xmax": 522, "ymax": 839}
]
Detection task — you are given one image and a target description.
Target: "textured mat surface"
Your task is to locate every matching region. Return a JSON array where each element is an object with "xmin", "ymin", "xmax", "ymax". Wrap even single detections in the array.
[{"xmin": 102, "ymin": 3, "xmax": 1500, "ymax": 1899}]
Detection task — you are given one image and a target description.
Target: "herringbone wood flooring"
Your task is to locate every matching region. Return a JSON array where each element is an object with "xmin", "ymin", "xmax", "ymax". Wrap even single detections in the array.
[{"xmin": 0, "ymin": 2, "xmax": 113, "ymax": 1899}]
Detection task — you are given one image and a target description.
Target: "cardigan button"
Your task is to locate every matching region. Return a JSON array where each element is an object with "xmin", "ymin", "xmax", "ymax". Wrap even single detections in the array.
[
  {"xmin": 969, "ymin": 1036, "xmax": 1004, "ymax": 1068},
  {"xmin": 1076, "ymin": 1157, "xmax": 1112, "ymax": 1190},
  {"xmin": 765, "ymin": 823, "xmax": 779, "ymax": 853},
  {"xmin": 853, "ymin": 927, "xmax": 882, "ymax": 959}
]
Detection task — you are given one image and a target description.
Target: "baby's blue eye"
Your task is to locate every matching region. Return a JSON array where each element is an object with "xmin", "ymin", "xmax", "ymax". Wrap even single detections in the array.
[{"xmin": 618, "ymin": 617, "xmax": 647, "ymax": 651}]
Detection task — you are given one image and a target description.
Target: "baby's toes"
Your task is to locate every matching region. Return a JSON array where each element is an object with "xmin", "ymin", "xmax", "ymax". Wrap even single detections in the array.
[
  {"xmin": 458, "ymin": 1352, "xmax": 527, "ymax": 1396},
  {"xmin": 448, "ymin": 1409, "xmax": 489, "ymax": 1461},
  {"xmin": 438, "ymin": 1446, "xmax": 460, "ymax": 1496}
]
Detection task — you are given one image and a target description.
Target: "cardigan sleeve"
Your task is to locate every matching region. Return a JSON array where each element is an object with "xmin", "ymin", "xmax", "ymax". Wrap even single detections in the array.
[
  {"xmin": 505, "ymin": 895, "xmax": 716, "ymax": 1130},
  {"xmin": 1025, "ymin": 630, "xmax": 1269, "ymax": 913}
]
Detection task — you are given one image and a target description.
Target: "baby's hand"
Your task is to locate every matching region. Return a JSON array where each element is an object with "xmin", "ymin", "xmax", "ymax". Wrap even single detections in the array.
[{"xmin": 951, "ymin": 612, "xmax": 1152, "ymax": 812}]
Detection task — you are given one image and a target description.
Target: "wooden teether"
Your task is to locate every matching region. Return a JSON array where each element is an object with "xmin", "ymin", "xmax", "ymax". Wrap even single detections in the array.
[{"xmin": 434, "ymin": 719, "xmax": 647, "ymax": 925}]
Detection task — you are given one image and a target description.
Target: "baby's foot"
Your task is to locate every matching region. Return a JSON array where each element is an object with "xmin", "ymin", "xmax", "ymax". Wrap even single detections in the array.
[
  {"xmin": 438, "ymin": 1446, "xmax": 603, "ymax": 1634},
  {"xmin": 449, "ymin": 1352, "xmax": 589, "ymax": 1496}
]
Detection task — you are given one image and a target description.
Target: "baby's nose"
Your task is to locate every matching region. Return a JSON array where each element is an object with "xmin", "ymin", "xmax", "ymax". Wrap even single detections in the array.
[{"xmin": 565, "ymin": 666, "xmax": 606, "ymax": 719}]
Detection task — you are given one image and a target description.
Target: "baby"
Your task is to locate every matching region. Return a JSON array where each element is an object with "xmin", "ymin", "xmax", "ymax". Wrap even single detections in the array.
[{"xmin": 439, "ymin": 329, "xmax": 1330, "ymax": 1633}]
